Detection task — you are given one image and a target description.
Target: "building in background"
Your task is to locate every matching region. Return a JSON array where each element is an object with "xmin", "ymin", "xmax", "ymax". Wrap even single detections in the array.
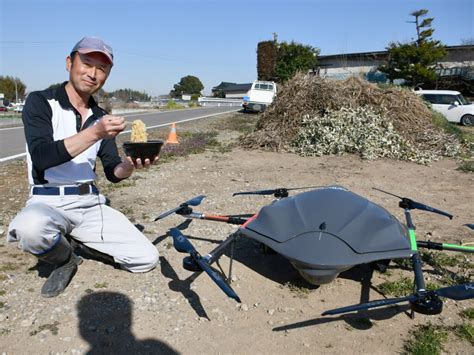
[
  {"xmin": 212, "ymin": 82, "xmax": 252, "ymax": 99},
  {"xmin": 316, "ymin": 45, "xmax": 474, "ymax": 89}
]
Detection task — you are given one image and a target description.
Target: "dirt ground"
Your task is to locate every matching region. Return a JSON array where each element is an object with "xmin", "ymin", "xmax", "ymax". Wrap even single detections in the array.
[{"xmin": 0, "ymin": 112, "xmax": 473, "ymax": 354}]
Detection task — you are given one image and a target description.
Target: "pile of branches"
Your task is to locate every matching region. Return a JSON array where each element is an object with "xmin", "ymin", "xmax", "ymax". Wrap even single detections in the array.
[{"xmin": 241, "ymin": 73, "xmax": 461, "ymax": 163}]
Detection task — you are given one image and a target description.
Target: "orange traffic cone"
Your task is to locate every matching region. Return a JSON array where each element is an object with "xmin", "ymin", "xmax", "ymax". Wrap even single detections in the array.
[{"xmin": 166, "ymin": 122, "xmax": 179, "ymax": 144}]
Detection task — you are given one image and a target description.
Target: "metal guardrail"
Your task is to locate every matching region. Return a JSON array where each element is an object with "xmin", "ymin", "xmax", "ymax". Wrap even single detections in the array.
[{"xmin": 198, "ymin": 97, "xmax": 243, "ymax": 107}]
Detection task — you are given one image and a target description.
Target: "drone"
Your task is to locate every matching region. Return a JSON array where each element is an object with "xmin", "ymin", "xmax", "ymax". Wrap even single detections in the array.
[{"xmin": 155, "ymin": 185, "xmax": 474, "ymax": 317}]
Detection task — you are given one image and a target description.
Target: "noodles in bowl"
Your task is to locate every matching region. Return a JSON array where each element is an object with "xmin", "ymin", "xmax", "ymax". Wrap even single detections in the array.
[{"xmin": 123, "ymin": 120, "xmax": 163, "ymax": 161}]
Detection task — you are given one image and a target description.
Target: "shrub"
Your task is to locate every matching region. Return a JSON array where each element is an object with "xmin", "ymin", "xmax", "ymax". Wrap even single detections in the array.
[{"xmin": 291, "ymin": 106, "xmax": 436, "ymax": 164}]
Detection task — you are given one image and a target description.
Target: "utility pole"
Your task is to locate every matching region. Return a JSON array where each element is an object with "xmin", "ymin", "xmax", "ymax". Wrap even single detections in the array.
[{"xmin": 14, "ymin": 79, "xmax": 18, "ymax": 104}]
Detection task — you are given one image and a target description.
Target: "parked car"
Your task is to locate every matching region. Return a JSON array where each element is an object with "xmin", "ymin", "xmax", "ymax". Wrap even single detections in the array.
[
  {"xmin": 242, "ymin": 80, "xmax": 277, "ymax": 113},
  {"xmin": 415, "ymin": 89, "xmax": 473, "ymax": 126},
  {"xmin": 0, "ymin": 106, "xmax": 8, "ymax": 112}
]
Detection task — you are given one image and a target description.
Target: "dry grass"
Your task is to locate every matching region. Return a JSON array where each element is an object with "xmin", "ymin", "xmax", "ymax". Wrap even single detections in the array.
[{"xmin": 241, "ymin": 74, "xmax": 460, "ymax": 159}]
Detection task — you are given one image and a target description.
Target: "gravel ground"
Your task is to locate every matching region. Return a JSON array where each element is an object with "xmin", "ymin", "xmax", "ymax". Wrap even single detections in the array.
[{"xmin": 0, "ymin": 112, "xmax": 473, "ymax": 354}]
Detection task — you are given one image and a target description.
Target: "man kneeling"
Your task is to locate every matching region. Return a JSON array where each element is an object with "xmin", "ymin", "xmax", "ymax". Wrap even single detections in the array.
[{"xmin": 7, "ymin": 36, "xmax": 159, "ymax": 297}]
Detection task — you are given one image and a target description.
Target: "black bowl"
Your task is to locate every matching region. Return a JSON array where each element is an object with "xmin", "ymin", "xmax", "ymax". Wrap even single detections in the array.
[{"xmin": 123, "ymin": 140, "xmax": 164, "ymax": 161}]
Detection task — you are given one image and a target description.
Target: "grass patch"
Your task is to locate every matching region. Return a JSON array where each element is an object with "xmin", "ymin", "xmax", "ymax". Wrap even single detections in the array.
[
  {"xmin": 165, "ymin": 100, "xmax": 186, "ymax": 110},
  {"xmin": 460, "ymin": 307, "xmax": 474, "ymax": 320},
  {"xmin": 457, "ymin": 160, "xmax": 474, "ymax": 173},
  {"xmin": 0, "ymin": 290, "xmax": 5, "ymax": 296},
  {"xmin": 119, "ymin": 206, "xmax": 134, "ymax": 217},
  {"xmin": 211, "ymin": 114, "xmax": 259, "ymax": 134},
  {"xmin": 420, "ymin": 251, "xmax": 473, "ymax": 286},
  {"xmin": 160, "ymin": 131, "xmax": 223, "ymax": 162},
  {"xmin": 421, "ymin": 251, "xmax": 461, "ymax": 268},
  {"xmin": 378, "ymin": 277, "xmax": 413, "ymax": 297},
  {"xmin": 392, "ymin": 258, "xmax": 412, "ymax": 270},
  {"xmin": 452, "ymin": 323, "xmax": 474, "ymax": 345},
  {"xmin": 93, "ymin": 282, "xmax": 108, "ymax": 289},
  {"xmin": 0, "ymin": 328, "xmax": 11, "ymax": 335},
  {"xmin": 0, "ymin": 301, "xmax": 4, "ymax": 308},
  {"xmin": 431, "ymin": 111, "xmax": 464, "ymax": 139},
  {"xmin": 0, "ymin": 262, "xmax": 19, "ymax": 272},
  {"xmin": 281, "ymin": 280, "xmax": 315, "ymax": 299},
  {"xmin": 30, "ymin": 321, "xmax": 60, "ymax": 336},
  {"xmin": 404, "ymin": 323, "xmax": 448, "ymax": 355},
  {"xmin": 431, "ymin": 111, "xmax": 474, "ymax": 164}
]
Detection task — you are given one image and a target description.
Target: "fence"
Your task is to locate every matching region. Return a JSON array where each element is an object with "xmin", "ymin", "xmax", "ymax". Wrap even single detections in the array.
[{"xmin": 198, "ymin": 97, "xmax": 243, "ymax": 107}]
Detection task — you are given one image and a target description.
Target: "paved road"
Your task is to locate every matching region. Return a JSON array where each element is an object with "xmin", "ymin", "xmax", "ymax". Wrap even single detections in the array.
[{"xmin": 0, "ymin": 106, "xmax": 239, "ymax": 162}]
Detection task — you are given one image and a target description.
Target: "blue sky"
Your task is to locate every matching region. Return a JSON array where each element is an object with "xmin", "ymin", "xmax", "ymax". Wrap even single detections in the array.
[{"xmin": 1, "ymin": 0, "xmax": 472, "ymax": 96}]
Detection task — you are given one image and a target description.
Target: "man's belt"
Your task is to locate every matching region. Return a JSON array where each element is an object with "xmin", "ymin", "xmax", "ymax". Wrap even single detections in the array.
[{"xmin": 31, "ymin": 184, "xmax": 99, "ymax": 196}]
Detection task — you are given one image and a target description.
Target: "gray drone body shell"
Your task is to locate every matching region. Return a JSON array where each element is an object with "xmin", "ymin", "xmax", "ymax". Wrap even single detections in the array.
[{"xmin": 239, "ymin": 186, "xmax": 413, "ymax": 285}]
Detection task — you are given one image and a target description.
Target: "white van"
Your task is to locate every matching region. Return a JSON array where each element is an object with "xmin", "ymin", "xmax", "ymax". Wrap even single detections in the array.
[
  {"xmin": 242, "ymin": 80, "xmax": 277, "ymax": 113},
  {"xmin": 415, "ymin": 89, "xmax": 473, "ymax": 126}
]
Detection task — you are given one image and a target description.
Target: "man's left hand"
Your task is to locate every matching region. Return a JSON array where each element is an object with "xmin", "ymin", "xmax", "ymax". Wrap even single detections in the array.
[
  {"xmin": 114, "ymin": 155, "xmax": 160, "ymax": 179},
  {"xmin": 125, "ymin": 155, "xmax": 160, "ymax": 169}
]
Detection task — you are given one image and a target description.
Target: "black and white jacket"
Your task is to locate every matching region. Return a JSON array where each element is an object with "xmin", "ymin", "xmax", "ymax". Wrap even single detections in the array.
[{"xmin": 23, "ymin": 82, "xmax": 123, "ymax": 185}]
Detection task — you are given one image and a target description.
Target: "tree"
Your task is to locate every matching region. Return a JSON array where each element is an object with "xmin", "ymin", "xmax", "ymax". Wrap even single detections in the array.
[
  {"xmin": 110, "ymin": 89, "xmax": 150, "ymax": 102},
  {"xmin": 257, "ymin": 36, "xmax": 319, "ymax": 83},
  {"xmin": 408, "ymin": 9, "xmax": 434, "ymax": 45},
  {"xmin": 379, "ymin": 9, "xmax": 446, "ymax": 87},
  {"xmin": 48, "ymin": 83, "xmax": 64, "ymax": 90},
  {"xmin": 274, "ymin": 41, "xmax": 319, "ymax": 83},
  {"xmin": 257, "ymin": 35, "xmax": 279, "ymax": 81},
  {"xmin": 170, "ymin": 75, "xmax": 203, "ymax": 98},
  {"xmin": 0, "ymin": 76, "xmax": 26, "ymax": 103}
]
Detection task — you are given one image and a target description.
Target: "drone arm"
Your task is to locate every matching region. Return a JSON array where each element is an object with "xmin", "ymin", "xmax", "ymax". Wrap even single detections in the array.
[
  {"xmin": 412, "ymin": 201, "xmax": 453, "ymax": 219},
  {"xmin": 322, "ymin": 294, "xmax": 416, "ymax": 316},
  {"xmin": 400, "ymin": 199, "xmax": 453, "ymax": 219},
  {"xmin": 197, "ymin": 213, "xmax": 249, "ymax": 225},
  {"xmin": 233, "ymin": 189, "xmax": 275, "ymax": 196},
  {"xmin": 203, "ymin": 232, "xmax": 239, "ymax": 265},
  {"xmin": 435, "ymin": 283, "xmax": 474, "ymax": 300},
  {"xmin": 417, "ymin": 241, "xmax": 474, "ymax": 254},
  {"xmin": 404, "ymin": 217, "xmax": 427, "ymax": 292},
  {"xmin": 154, "ymin": 207, "xmax": 180, "ymax": 221},
  {"xmin": 404, "ymin": 209, "xmax": 416, "ymax": 230}
]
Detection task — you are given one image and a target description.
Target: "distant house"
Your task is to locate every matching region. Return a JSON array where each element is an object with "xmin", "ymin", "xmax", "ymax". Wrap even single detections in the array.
[
  {"xmin": 316, "ymin": 45, "xmax": 474, "ymax": 84},
  {"xmin": 212, "ymin": 82, "xmax": 252, "ymax": 99},
  {"xmin": 211, "ymin": 82, "xmax": 236, "ymax": 96}
]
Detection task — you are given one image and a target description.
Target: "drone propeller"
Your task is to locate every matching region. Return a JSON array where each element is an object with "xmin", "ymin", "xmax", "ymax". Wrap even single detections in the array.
[
  {"xmin": 372, "ymin": 188, "xmax": 453, "ymax": 219},
  {"xmin": 169, "ymin": 228, "xmax": 241, "ymax": 303},
  {"xmin": 233, "ymin": 185, "xmax": 322, "ymax": 198},
  {"xmin": 155, "ymin": 195, "xmax": 206, "ymax": 221},
  {"xmin": 465, "ymin": 224, "xmax": 474, "ymax": 231},
  {"xmin": 435, "ymin": 283, "xmax": 474, "ymax": 300},
  {"xmin": 322, "ymin": 282, "xmax": 474, "ymax": 316}
]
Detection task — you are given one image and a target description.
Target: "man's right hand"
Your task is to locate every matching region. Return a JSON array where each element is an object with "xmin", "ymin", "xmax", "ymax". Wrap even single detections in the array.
[
  {"xmin": 64, "ymin": 115, "xmax": 126, "ymax": 158},
  {"xmin": 96, "ymin": 115, "xmax": 126, "ymax": 139}
]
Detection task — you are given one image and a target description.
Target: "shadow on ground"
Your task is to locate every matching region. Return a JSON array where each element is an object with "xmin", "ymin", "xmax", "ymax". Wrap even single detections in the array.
[{"xmin": 77, "ymin": 291, "xmax": 178, "ymax": 354}]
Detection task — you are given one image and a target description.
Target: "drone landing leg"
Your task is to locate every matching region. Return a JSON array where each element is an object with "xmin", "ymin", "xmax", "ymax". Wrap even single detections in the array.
[
  {"xmin": 212, "ymin": 237, "xmax": 236, "ymax": 284},
  {"xmin": 204, "ymin": 232, "xmax": 239, "ymax": 283},
  {"xmin": 228, "ymin": 237, "xmax": 235, "ymax": 282},
  {"xmin": 411, "ymin": 253, "xmax": 426, "ymax": 292}
]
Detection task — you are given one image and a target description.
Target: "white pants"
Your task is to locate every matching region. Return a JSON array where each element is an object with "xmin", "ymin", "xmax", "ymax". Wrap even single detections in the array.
[{"xmin": 7, "ymin": 193, "xmax": 159, "ymax": 273}]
